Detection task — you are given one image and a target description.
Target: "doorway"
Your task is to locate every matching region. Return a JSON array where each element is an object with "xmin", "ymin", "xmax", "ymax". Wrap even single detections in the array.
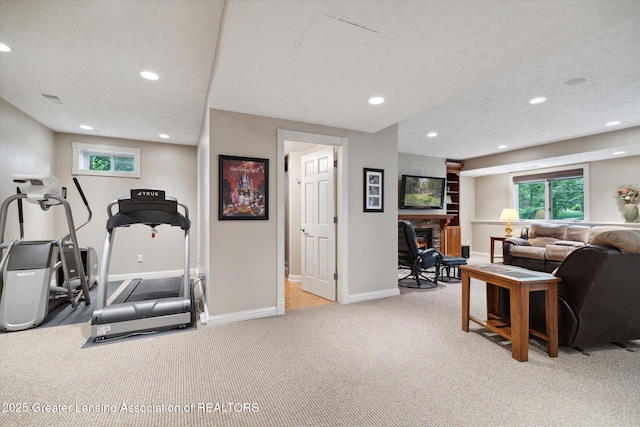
[
  {"xmin": 276, "ymin": 129, "xmax": 348, "ymax": 314},
  {"xmin": 284, "ymin": 277, "xmax": 333, "ymax": 310}
]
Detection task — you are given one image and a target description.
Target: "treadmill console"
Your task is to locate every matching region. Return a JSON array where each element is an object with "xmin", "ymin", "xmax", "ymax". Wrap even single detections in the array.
[
  {"xmin": 132, "ymin": 189, "xmax": 165, "ymax": 201},
  {"xmin": 118, "ymin": 189, "xmax": 177, "ymax": 213}
]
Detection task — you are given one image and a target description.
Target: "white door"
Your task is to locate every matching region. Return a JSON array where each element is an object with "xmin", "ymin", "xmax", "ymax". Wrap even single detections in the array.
[{"xmin": 300, "ymin": 146, "xmax": 336, "ymax": 301}]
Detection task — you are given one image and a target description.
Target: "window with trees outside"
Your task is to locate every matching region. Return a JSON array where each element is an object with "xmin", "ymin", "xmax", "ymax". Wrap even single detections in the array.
[
  {"xmin": 513, "ymin": 167, "xmax": 587, "ymax": 221},
  {"xmin": 72, "ymin": 142, "xmax": 140, "ymax": 178}
]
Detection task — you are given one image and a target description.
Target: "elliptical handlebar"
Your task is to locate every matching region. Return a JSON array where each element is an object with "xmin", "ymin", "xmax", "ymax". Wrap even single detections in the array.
[
  {"xmin": 71, "ymin": 177, "xmax": 92, "ymax": 232},
  {"xmin": 16, "ymin": 187, "xmax": 24, "ymax": 240}
]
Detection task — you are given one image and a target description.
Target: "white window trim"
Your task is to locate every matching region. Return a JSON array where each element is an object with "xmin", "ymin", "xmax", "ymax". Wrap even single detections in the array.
[
  {"xmin": 72, "ymin": 142, "xmax": 141, "ymax": 178},
  {"xmin": 509, "ymin": 163, "xmax": 590, "ymax": 222}
]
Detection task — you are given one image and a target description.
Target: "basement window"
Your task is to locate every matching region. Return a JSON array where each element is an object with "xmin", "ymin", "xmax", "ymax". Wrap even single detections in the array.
[
  {"xmin": 72, "ymin": 142, "xmax": 140, "ymax": 178},
  {"xmin": 511, "ymin": 165, "xmax": 589, "ymax": 221}
]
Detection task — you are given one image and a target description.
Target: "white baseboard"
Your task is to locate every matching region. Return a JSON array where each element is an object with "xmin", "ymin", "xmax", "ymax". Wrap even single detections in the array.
[
  {"xmin": 287, "ymin": 274, "xmax": 301, "ymax": 282},
  {"xmin": 206, "ymin": 306, "xmax": 277, "ymax": 326},
  {"xmin": 338, "ymin": 288, "xmax": 350, "ymax": 304},
  {"xmin": 108, "ymin": 268, "xmax": 198, "ymax": 282},
  {"xmin": 347, "ymin": 287, "xmax": 400, "ymax": 304}
]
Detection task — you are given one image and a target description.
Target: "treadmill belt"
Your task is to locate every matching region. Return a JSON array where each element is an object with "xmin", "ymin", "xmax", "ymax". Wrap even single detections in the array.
[{"xmin": 112, "ymin": 277, "xmax": 183, "ymax": 304}]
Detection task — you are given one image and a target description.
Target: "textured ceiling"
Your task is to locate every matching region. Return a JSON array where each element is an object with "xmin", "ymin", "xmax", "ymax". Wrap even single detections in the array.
[
  {"xmin": 1, "ymin": 0, "xmax": 639, "ymax": 169},
  {"xmin": 398, "ymin": 10, "xmax": 640, "ymax": 160},
  {"xmin": 0, "ymin": 0, "xmax": 222, "ymax": 145}
]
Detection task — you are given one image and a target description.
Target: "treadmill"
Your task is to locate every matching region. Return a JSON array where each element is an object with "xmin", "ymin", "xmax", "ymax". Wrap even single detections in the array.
[{"xmin": 91, "ymin": 189, "xmax": 193, "ymax": 342}]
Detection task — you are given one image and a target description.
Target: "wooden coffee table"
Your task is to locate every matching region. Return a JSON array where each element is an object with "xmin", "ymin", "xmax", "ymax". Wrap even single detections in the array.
[{"xmin": 460, "ymin": 264, "xmax": 560, "ymax": 362}]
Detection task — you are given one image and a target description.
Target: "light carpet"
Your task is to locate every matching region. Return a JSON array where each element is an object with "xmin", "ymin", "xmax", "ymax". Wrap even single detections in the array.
[{"xmin": 0, "ymin": 274, "xmax": 638, "ymax": 426}]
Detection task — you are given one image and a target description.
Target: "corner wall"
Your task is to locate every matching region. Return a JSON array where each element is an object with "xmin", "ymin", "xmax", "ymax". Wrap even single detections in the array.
[
  {"xmin": 207, "ymin": 109, "xmax": 398, "ymax": 319},
  {"xmin": 54, "ymin": 133, "xmax": 198, "ymax": 276},
  {"xmin": 0, "ymin": 97, "xmax": 56, "ymax": 242}
]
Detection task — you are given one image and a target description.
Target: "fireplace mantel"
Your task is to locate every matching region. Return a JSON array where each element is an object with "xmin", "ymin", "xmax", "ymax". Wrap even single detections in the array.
[{"xmin": 398, "ymin": 214, "xmax": 455, "ymax": 221}]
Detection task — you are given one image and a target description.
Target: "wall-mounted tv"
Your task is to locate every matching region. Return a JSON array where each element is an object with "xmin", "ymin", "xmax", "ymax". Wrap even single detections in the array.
[{"xmin": 400, "ymin": 175, "xmax": 445, "ymax": 209}]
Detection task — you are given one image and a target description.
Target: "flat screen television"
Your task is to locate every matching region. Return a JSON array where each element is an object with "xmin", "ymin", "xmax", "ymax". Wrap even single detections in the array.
[{"xmin": 400, "ymin": 175, "xmax": 445, "ymax": 209}]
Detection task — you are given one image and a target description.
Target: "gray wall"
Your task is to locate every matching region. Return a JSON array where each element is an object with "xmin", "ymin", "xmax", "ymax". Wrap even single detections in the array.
[
  {"xmin": 0, "ymin": 98, "xmax": 57, "ymax": 242},
  {"xmin": 53, "ymin": 133, "xmax": 198, "ymax": 276},
  {"xmin": 590, "ymin": 155, "xmax": 640, "ymax": 220},
  {"xmin": 348, "ymin": 124, "xmax": 398, "ymax": 296},
  {"xmin": 459, "ymin": 175, "xmax": 475, "ymax": 248},
  {"xmin": 206, "ymin": 109, "xmax": 398, "ymax": 317},
  {"xmin": 197, "ymin": 103, "xmax": 211, "ymax": 289},
  {"xmin": 1, "ymin": 97, "xmax": 198, "ymax": 277}
]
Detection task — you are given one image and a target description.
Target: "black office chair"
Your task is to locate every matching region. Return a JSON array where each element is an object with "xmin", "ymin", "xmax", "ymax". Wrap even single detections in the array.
[{"xmin": 398, "ymin": 220, "xmax": 442, "ymax": 289}]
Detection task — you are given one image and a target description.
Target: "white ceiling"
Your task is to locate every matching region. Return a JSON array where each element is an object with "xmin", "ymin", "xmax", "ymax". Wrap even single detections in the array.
[
  {"xmin": 2, "ymin": 1, "xmax": 640, "ymax": 171},
  {"xmin": 0, "ymin": 0, "xmax": 223, "ymax": 145}
]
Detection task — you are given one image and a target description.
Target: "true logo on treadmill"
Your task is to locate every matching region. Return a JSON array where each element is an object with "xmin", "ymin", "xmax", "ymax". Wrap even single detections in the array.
[{"xmin": 137, "ymin": 191, "xmax": 158, "ymax": 197}]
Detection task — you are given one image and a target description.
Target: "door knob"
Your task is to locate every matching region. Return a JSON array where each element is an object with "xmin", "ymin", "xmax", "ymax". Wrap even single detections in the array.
[{"xmin": 300, "ymin": 228, "xmax": 306, "ymax": 233}]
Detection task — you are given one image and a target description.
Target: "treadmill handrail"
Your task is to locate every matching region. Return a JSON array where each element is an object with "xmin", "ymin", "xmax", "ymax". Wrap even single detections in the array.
[
  {"xmin": 95, "ymin": 193, "xmax": 191, "ymax": 313},
  {"xmin": 105, "ymin": 199, "xmax": 190, "ymax": 230}
]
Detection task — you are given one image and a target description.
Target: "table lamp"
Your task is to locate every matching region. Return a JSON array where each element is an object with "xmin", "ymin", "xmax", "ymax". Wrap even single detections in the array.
[{"xmin": 499, "ymin": 208, "xmax": 519, "ymax": 237}]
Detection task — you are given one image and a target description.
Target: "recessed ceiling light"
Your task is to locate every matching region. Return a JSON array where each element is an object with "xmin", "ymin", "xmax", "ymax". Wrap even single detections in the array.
[
  {"xmin": 80, "ymin": 125, "xmax": 93, "ymax": 130},
  {"xmin": 529, "ymin": 97, "xmax": 546, "ymax": 104},
  {"xmin": 140, "ymin": 71, "xmax": 159, "ymax": 81},
  {"xmin": 427, "ymin": 132, "xmax": 437, "ymax": 138},
  {"xmin": 605, "ymin": 121, "xmax": 621, "ymax": 126},
  {"xmin": 612, "ymin": 151, "xmax": 626, "ymax": 155},
  {"xmin": 368, "ymin": 96, "xmax": 384, "ymax": 105},
  {"xmin": 159, "ymin": 134, "xmax": 170, "ymax": 139},
  {"xmin": 564, "ymin": 77, "xmax": 588, "ymax": 87},
  {"xmin": 0, "ymin": 43, "xmax": 11, "ymax": 52},
  {"xmin": 498, "ymin": 145, "xmax": 507, "ymax": 149}
]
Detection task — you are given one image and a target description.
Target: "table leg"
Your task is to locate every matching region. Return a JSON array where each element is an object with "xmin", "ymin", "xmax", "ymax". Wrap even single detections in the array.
[
  {"xmin": 462, "ymin": 271, "xmax": 470, "ymax": 332},
  {"xmin": 486, "ymin": 283, "xmax": 499, "ymax": 318},
  {"xmin": 545, "ymin": 283, "xmax": 559, "ymax": 357},
  {"xmin": 510, "ymin": 284, "xmax": 530, "ymax": 362},
  {"xmin": 490, "ymin": 239, "xmax": 495, "ymax": 263}
]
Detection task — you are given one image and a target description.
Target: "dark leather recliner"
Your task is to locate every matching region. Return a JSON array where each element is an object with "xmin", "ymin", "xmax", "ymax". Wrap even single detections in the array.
[
  {"xmin": 398, "ymin": 220, "xmax": 442, "ymax": 288},
  {"xmin": 498, "ymin": 244, "xmax": 640, "ymax": 348}
]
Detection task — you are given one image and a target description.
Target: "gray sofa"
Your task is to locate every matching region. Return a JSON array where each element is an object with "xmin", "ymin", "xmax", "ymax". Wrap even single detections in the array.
[{"xmin": 503, "ymin": 222, "xmax": 628, "ymax": 273}]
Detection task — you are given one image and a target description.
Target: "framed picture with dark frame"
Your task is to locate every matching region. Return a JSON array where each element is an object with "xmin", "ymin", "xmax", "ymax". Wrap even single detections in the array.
[
  {"xmin": 219, "ymin": 155, "xmax": 269, "ymax": 220},
  {"xmin": 363, "ymin": 168, "xmax": 384, "ymax": 212}
]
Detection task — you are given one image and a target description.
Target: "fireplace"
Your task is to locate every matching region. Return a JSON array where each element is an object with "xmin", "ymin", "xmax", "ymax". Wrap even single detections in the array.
[
  {"xmin": 398, "ymin": 214, "xmax": 455, "ymax": 253},
  {"xmin": 414, "ymin": 228, "xmax": 433, "ymax": 249}
]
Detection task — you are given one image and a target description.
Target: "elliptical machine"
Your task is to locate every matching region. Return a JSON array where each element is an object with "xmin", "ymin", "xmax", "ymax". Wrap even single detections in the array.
[{"xmin": 0, "ymin": 175, "xmax": 96, "ymax": 332}]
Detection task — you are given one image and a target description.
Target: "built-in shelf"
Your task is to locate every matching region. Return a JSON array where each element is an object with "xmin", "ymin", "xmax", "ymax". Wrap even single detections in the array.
[{"xmin": 445, "ymin": 161, "xmax": 464, "ymax": 256}]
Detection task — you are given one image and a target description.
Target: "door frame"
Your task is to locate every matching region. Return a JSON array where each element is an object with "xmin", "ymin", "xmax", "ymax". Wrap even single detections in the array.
[{"xmin": 277, "ymin": 129, "xmax": 349, "ymax": 314}]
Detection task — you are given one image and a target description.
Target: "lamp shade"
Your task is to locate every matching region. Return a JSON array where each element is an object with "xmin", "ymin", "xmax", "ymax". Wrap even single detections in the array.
[{"xmin": 499, "ymin": 208, "xmax": 520, "ymax": 221}]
